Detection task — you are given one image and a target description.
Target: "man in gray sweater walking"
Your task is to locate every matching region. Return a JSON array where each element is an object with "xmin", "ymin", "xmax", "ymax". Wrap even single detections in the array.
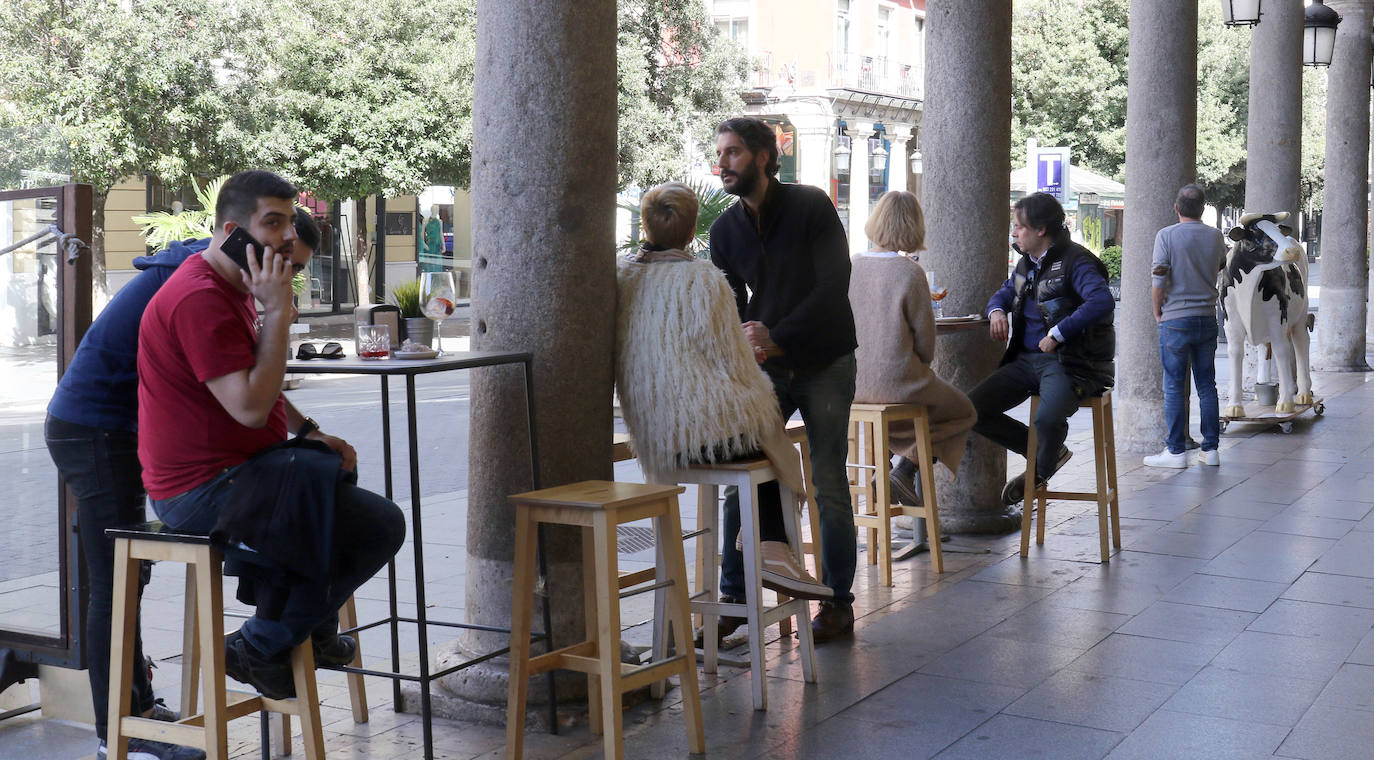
[{"xmin": 1145, "ymin": 184, "xmax": 1228, "ymax": 468}]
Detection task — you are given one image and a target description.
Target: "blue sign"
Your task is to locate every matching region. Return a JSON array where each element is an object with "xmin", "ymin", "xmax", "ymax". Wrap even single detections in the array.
[{"xmin": 1037, "ymin": 153, "xmax": 1065, "ymax": 201}]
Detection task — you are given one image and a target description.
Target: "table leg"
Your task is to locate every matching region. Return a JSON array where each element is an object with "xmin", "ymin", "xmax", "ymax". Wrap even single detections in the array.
[
  {"xmin": 523, "ymin": 358, "xmax": 559, "ymax": 733},
  {"xmin": 405, "ymin": 374, "xmax": 434, "ymax": 760},
  {"xmin": 381, "ymin": 376, "xmax": 402, "ymax": 710}
]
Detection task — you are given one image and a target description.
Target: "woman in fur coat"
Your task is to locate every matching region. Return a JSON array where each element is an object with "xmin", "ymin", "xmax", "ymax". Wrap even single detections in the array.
[
  {"xmin": 614, "ymin": 182, "xmax": 830, "ymax": 613},
  {"xmin": 849, "ymin": 190, "xmax": 977, "ymax": 508}
]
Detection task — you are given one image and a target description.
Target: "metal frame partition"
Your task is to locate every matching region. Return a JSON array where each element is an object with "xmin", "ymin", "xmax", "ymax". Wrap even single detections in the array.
[{"xmin": 0, "ymin": 184, "xmax": 93, "ymax": 713}]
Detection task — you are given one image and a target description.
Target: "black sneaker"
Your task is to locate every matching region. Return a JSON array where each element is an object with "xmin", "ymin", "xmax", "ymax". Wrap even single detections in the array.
[
  {"xmin": 1002, "ymin": 446, "xmax": 1072, "ymax": 506},
  {"xmin": 313, "ymin": 633, "xmax": 357, "ymax": 668},
  {"xmin": 144, "ymin": 697, "xmax": 179, "ymax": 722},
  {"xmin": 224, "ymin": 630, "xmax": 295, "ymax": 700},
  {"xmin": 97, "ymin": 737, "xmax": 206, "ymax": 760},
  {"xmin": 888, "ymin": 468, "xmax": 923, "ymax": 507},
  {"xmin": 693, "ymin": 595, "xmax": 746, "ymax": 648}
]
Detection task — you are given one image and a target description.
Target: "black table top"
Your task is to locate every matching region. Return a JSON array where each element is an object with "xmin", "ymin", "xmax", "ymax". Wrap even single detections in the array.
[{"xmin": 286, "ymin": 349, "xmax": 532, "ymax": 376}]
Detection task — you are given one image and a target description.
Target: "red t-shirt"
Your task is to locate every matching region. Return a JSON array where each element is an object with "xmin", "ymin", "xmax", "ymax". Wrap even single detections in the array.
[{"xmin": 137, "ymin": 254, "xmax": 287, "ymax": 499}]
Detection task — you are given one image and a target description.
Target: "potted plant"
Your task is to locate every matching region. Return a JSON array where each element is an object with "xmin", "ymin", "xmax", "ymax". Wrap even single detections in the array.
[{"xmin": 387, "ymin": 279, "xmax": 433, "ymax": 346}]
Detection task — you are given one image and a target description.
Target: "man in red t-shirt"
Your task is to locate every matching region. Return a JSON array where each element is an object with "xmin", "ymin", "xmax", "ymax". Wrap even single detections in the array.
[{"xmin": 138, "ymin": 170, "xmax": 405, "ymax": 700}]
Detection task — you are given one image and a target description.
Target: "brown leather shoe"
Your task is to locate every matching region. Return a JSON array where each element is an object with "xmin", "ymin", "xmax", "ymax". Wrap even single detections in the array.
[{"xmin": 810, "ymin": 602, "xmax": 854, "ymax": 642}]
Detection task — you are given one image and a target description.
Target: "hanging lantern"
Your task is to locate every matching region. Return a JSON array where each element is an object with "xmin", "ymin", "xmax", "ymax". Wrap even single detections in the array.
[
  {"xmin": 1303, "ymin": 0, "xmax": 1342, "ymax": 68},
  {"xmin": 1219, "ymin": 0, "xmax": 1261, "ymax": 27}
]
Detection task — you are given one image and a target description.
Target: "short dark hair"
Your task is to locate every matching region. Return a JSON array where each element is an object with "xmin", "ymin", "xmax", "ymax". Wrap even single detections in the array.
[
  {"xmin": 716, "ymin": 117, "xmax": 779, "ymax": 177},
  {"xmin": 1013, "ymin": 192, "xmax": 1066, "ymax": 238},
  {"xmin": 293, "ymin": 208, "xmax": 321, "ymax": 251},
  {"xmin": 1176, "ymin": 184, "xmax": 1205, "ymax": 219},
  {"xmin": 215, "ymin": 170, "xmax": 298, "ymax": 229}
]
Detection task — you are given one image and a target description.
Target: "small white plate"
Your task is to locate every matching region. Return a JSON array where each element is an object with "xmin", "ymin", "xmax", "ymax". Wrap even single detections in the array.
[
  {"xmin": 394, "ymin": 348, "xmax": 439, "ymax": 360},
  {"xmin": 935, "ymin": 314, "xmax": 981, "ymax": 324}
]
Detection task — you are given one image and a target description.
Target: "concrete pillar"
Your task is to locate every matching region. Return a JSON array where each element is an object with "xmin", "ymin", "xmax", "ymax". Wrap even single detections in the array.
[
  {"xmin": 922, "ymin": 0, "xmax": 1015, "ymax": 533},
  {"xmin": 1114, "ymin": 0, "xmax": 1198, "ymax": 452},
  {"xmin": 1316, "ymin": 0, "xmax": 1373, "ymax": 370},
  {"xmin": 791, "ymin": 111, "xmax": 836, "ymax": 192},
  {"xmin": 1243, "ymin": 0, "xmax": 1303, "ymax": 218},
  {"xmin": 888, "ymin": 125, "xmax": 912, "ymax": 193},
  {"xmin": 849, "ymin": 120, "xmax": 872, "ymax": 253},
  {"xmin": 433, "ymin": 0, "xmax": 617, "ymax": 723}
]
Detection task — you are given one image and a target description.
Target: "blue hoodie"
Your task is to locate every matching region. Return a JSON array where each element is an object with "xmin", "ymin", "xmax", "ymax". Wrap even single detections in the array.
[{"xmin": 47, "ymin": 239, "xmax": 208, "ymax": 431}]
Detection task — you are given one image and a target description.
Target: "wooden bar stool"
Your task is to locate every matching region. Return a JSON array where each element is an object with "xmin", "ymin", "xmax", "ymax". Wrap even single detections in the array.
[
  {"xmin": 668, "ymin": 457, "xmax": 818, "ymax": 711},
  {"xmin": 106, "ymin": 523, "xmax": 326, "ymax": 760},
  {"xmin": 180, "ymin": 590, "xmax": 370, "ymax": 755},
  {"xmin": 847, "ymin": 403, "xmax": 944, "ymax": 584},
  {"xmin": 1022, "ymin": 390, "xmax": 1121, "ymax": 562},
  {"xmin": 785, "ymin": 419, "xmax": 824, "ymax": 573},
  {"xmin": 505, "ymin": 481, "xmax": 703, "ymax": 760}
]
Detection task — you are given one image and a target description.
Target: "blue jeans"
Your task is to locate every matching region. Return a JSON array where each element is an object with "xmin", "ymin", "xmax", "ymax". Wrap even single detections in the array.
[
  {"xmin": 969, "ymin": 353, "xmax": 1084, "ymax": 478},
  {"xmin": 44, "ymin": 416, "xmax": 156, "ymax": 741},
  {"xmin": 1159, "ymin": 316, "xmax": 1219, "ymax": 454},
  {"xmin": 721, "ymin": 353, "xmax": 857, "ymax": 606},
  {"xmin": 151, "ymin": 464, "xmax": 406, "ymax": 658}
]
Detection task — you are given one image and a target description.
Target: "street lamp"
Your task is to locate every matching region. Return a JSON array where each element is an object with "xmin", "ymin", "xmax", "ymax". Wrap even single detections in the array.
[
  {"xmin": 869, "ymin": 132, "xmax": 888, "ymax": 176},
  {"xmin": 910, "ymin": 150, "xmax": 923, "ymax": 175},
  {"xmin": 1303, "ymin": 0, "xmax": 1341, "ymax": 68},
  {"xmin": 1219, "ymin": 0, "xmax": 1261, "ymax": 27}
]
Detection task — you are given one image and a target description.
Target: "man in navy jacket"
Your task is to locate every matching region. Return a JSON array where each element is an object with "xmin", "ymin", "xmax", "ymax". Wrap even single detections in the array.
[{"xmin": 971, "ymin": 192, "xmax": 1116, "ymax": 506}]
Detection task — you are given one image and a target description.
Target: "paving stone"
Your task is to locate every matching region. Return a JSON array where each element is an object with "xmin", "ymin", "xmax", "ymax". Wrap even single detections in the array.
[
  {"xmin": 1248, "ymin": 599, "xmax": 1374, "ymax": 646},
  {"xmin": 918, "ymin": 632, "xmax": 1085, "ymax": 689},
  {"xmin": 984, "ymin": 598, "xmax": 1131, "ymax": 650},
  {"xmin": 1117, "ymin": 601, "xmax": 1254, "ymax": 647},
  {"xmin": 930, "ymin": 714, "xmax": 1121, "ymax": 760},
  {"xmin": 1201, "ymin": 531, "xmax": 1335, "ymax": 584},
  {"xmin": 1004, "ymin": 669, "xmax": 1175, "ymax": 733},
  {"xmin": 1210, "ymin": 630, "xmax": 1355, "ymax": 682},
  {"xmin": 1310, "ymin": 531, "xmax": 1374, "ymax": 579},
  {"xmin": 1162, "ymin": 665, "xmax": 1326, "ymax": 726},
  {"xmin": 1162, "ymin": 573, "xmax": 1287, "ymax": 613},
  {"xmin": 1277, "ymin": 703, "xmax": 1374, "ymax": 760},
  {"xmin": 1283, "ymin": 571, "xmax": 1374, "ymax": 609},
  {"xmin": 1312, "ymin": 662, "xmax": 1374, "ymax": 713},
  {"xmin": 1106, "ymin": 709, "xmax": 1289, "ymax": 759},
  {"xmin": 1067, "ymin": 633, "xmax": 1220, "ymax": 686}
]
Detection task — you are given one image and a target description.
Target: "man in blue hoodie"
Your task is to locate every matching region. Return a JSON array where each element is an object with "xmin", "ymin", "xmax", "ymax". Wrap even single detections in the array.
[{"xmin": 43, "ymin": 209, "xmax": 319, "ymax": 760}]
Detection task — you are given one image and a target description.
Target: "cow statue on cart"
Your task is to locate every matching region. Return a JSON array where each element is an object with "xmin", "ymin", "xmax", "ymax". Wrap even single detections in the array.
[{"xmin": 1220, "ymin": 211, "xmax": 1313, "ymax": 417}]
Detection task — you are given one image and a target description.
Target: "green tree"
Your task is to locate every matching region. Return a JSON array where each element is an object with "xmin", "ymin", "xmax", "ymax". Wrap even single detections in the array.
[
  {"xmin": 0, "ymin": 0, "xmax": 234, "ymax": 293},
  {"xmin": 617, "ymin": 0, "xmax": 748, "ymax": 190}
]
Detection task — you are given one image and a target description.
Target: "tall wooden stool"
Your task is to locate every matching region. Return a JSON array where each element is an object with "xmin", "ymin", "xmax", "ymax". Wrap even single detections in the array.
[
  {"xmin": 505, "ymin": 481, "xmax": 703, "ymax": 760},
  {"xmin": 1023, "ymin": 390, "xmax": 1121, "ymax": 562},
  {"xmin": 180, "ymin": 590, "xmax": 370, "ymax": 755},
  {"xmin": 670, "ymin": 456, "xmax": 819, "ymax": 711},
  {"xmin": 847, "ymin": 403, "xmax": 944, "ymax": 584},
  {"xmin": 785, "ymin": 419, "xmax": 824, "ymax": 573},
  {"xmin": 106, "ymin": 523, "xmax": 326, "ymax": 760}
]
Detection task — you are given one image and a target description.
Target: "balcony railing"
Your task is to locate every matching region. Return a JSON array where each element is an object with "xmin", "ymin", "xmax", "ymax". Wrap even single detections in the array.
[{"xmin": 830, "ymin": 53, "xmax": 923, "ymax": 99}]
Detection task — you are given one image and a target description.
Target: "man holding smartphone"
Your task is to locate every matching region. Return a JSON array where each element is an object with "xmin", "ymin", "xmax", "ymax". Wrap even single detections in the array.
[{"xmin": 137, "ymin": 170, "xmax": 406, "ymax": 700}]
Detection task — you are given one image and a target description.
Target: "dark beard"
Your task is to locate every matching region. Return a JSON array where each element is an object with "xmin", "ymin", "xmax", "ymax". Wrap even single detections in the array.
[{"xmin": 722, "ymin": 166, "xmax": 759, "ymax": 197}]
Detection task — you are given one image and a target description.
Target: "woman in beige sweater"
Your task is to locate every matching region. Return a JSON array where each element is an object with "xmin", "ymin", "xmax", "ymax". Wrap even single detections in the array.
[{"xmin": 849, "ymin": 190, "xmax": 977, "ymax": 506}]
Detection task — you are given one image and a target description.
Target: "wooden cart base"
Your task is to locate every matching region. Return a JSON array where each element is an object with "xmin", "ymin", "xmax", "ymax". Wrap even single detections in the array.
[{"xmin": 1220, "ymin": 398, "xmax": 1325, "ymax": 434}]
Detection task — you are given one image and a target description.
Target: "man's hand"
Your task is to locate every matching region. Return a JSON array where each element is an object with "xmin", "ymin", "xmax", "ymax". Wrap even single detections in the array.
[
  {"xmin": 989, "ymin": 311, "xmax": 1010, "ymax": 343},
  {"xmin": 742, "ymin": 320, "xmax": 782, "ymax": 361},
  {"xmin": 242, "ymin": 243, "xmax": 297, "ymax": 319},
  {"xmin": 1038, "ymin": 335, "xmax": 1060, "ymax": 353},
  {"xmin": 309, "ymin": 432, "xmax": 357, "ymax": 472},
  {"xmin": 1154, "ymin": 309, "xmax": 1164, "ymax": 324}
]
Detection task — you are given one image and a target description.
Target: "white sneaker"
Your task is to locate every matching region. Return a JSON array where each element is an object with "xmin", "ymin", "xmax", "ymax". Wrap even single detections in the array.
[
  {"xmin": 1199, "ymin": 449, "xmax": 1220, "ymax": 466},
  {"xmin": 1143, "ymin": 449, "xmax": 1187, "ymax": 468},
  {"xmin": 758, "ymin": 541, "xmax": 833, "ymax": 600}
]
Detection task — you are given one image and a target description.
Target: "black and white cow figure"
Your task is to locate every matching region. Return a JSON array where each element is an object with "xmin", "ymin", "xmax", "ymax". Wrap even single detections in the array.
[{"xmin": 1220, "ymin": 211, "xmax": 1313, "ymax": 416}]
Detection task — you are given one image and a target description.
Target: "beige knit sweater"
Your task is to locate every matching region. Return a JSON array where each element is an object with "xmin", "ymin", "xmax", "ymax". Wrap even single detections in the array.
[
  {"xmin": 614, "ymin": 255, "xmax": 805, "ymax": 495},
  {"xmin": 848, "ymin": 253, "xmax": 976, "ymax": 472}
]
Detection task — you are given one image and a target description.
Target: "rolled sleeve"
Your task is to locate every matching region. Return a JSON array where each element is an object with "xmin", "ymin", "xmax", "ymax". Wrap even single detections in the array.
[{"xmin": 1151, "ymin": 230, "xmax": 1171, "ymax": 289}]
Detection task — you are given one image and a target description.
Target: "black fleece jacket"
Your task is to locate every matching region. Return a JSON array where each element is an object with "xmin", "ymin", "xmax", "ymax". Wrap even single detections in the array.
[{"xmin": 708, "ymin": 180, "xmax": 857, "ymax": 371}]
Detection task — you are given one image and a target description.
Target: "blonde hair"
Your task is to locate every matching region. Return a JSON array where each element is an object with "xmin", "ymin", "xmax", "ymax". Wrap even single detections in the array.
[
  {"xmin": 639, "ymin": 182, "xmax": 699, "ymax": 250},
  {"xmin": 864, "ymin": 190, "xmax": 926, "ymax": 253}
]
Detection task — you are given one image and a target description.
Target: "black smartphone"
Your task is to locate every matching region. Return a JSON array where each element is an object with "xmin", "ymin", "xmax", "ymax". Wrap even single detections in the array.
[{"xmin": 221, "ymin": 226, "xmax": 265, "ymax": 272}]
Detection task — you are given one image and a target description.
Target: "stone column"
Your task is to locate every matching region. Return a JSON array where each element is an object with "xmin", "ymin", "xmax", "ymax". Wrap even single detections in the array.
[
  {"xmin": 887, "ymin": 125, "xmax": 912, "ymax": 193},
  {"xmin": 1318, "ymin": 0, "xmax": 1374, "ymax": 369},
  {"xmin": 922, "ymin": 1, "xmax": 1015, "ymax": 533},
  {"xmin": 1243, "ymin": 0, "xmax": 1303, "ymax": 217},
  {"xmin": 790, "ymin": 111, "xmax": 836, "ymax": 193},
  {"xmin": 434, "ymin": 0, "xmax": 617, "ymax": 723},
  {"xmin": 1114, "ymin": 0, "xmax": 1198, "ymax": 452},
  {"xmin": 849, "ymin": 120, "xmax": 872, "ymax": 253}
]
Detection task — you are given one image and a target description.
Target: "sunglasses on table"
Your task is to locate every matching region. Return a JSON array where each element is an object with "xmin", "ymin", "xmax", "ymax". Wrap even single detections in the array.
[{"xmin": 296, "ymin": 341, "xmax": 344, "ymax": 360}]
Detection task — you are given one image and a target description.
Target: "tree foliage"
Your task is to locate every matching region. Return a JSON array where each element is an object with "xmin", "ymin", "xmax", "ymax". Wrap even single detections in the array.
[
  {"xmin": 617, "ymin": 0, "xmax": 748, "ymax": 190},
  {"xmin": 1010, "ymin": 0, "xmax": 1324, "ymax": 211}
]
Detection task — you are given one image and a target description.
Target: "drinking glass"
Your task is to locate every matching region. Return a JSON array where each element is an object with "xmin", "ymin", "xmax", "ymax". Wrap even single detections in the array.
[
  {"xmin": 927, "ymin": 270, "xmax": 948, "ymax": 318},
  {"xmin": 420, "ymin": 270, "xmax": 458, "ymax": 355},
  {"xmin": 356, "ymin": 323, "xmax": 391, "ymax": 360}
]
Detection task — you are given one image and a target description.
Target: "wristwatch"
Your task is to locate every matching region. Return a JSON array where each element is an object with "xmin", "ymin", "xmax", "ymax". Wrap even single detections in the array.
[{"xmin": 296, "ymin": 416, "xmax": 320, "ymax": 438}]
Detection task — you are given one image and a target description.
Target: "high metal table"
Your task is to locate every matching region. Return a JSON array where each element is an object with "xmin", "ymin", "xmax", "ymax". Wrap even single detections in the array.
[{"xmin": 286, "ymin": 350, "xmax": 555, "ymax": 759}]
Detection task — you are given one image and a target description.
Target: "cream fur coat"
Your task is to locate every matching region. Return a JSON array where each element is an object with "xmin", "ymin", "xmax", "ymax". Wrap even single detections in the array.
[{"xmin": 614, "ymin": 254, "xmax": 805, "ymax": 496}]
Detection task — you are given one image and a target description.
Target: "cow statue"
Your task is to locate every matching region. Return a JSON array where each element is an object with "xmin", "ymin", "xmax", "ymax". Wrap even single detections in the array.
[{"xmin": 1220, "ymin": 211, "xmax": 1313, "ymax": 416}]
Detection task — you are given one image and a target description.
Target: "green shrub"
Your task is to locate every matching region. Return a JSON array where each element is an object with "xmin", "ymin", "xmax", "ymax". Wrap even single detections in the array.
[
  {"xmin": 387, "ymin": 279, "xmax": 424, "ymax": 317},
  {"xmin": 1099, "ymin": 245, "xmax": 1123, "ymax": 281}
]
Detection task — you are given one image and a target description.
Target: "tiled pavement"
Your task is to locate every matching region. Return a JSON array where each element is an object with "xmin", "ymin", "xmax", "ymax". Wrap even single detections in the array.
[{"xmin": 5, "ymin": 363, "xmax": 1374, "ymax": 758}]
